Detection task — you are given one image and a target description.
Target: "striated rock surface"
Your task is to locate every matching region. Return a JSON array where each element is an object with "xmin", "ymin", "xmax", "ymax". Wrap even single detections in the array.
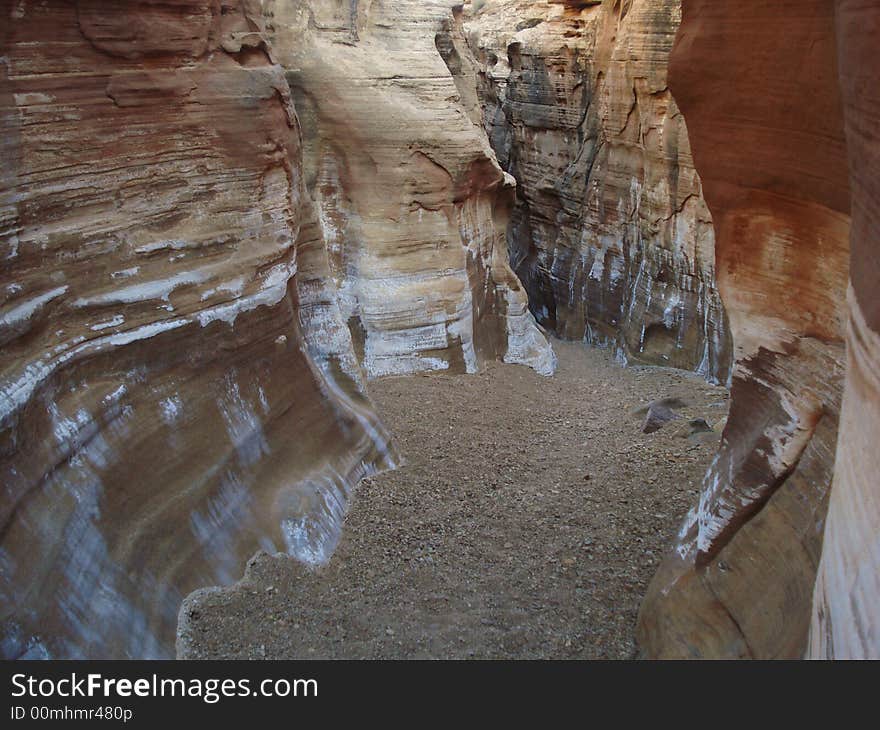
[
  {"xmin": 459, "ymin": 0, "xmax": 731, "ymax": 382},
  {"xmin": 0, "ymin": 0, "xmax": 398, "ymax": 658},
  {"xmin": 262, "ymin": 0, "xmax": 556, "ymax": 378},
  {"xmin": 637, "ymin": 0, "xmax": 853, "ymax": 658},
  {"xmin": 809, "ymin": 0, "xmax": 880, "ymax": 659}
]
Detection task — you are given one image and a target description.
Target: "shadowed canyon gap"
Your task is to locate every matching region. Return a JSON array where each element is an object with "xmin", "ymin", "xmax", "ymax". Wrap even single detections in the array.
[{"xmin": 0, "ymin": 0, "xmax": 878, "ymax": 659}]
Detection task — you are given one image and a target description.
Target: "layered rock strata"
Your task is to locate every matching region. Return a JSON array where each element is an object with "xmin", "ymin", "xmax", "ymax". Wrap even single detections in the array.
[
  {"xmin": 262, "ymin": 0, "xmax": 556, "ymax": 378},
  {"xmin": 0, "ymin": 0, "xmax": 398, "ymax": 659},
  {"xmin": 459, "ymin": 0, "xmax": 732, "ymax": 382},
  {"xmin": 4, "ymin": 0, "xmax": 876, "ymax": 662},
  {"xmin": 637, "ymin": 0, "xmax": 854, "ymax": 658}
]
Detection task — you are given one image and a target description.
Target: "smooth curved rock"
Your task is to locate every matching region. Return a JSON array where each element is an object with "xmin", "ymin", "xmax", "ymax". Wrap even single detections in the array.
[
  {"xmin": 809, "ymin": 0, "xmax": 880, "ymax": 659},
  {"xmin": 637, "ymin": 0, "xmax": 852, "ymax": 659},
  {"xmin": 263, "ymin": 0, "xmax": 556, "ymax": 379}
]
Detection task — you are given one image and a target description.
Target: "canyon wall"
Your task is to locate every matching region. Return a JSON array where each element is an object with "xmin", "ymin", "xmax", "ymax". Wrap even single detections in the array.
[
  {"xmin": 637, "ymin": 0, "xmax": 856, "ymax": 658},
  {"xmin": 470, "ymin": 0, "xmax": 878, "ymax": 658},
  {"xmin": 262, "ymin": 0, "xmax": 556, "ymax": 378},
  {"xmin": 460, "ymin": 0, "xmax": 731, "ymax": 383},
  {"xmin": 0, "ymin": 0, "xmax": 401, "ymax": 658}
]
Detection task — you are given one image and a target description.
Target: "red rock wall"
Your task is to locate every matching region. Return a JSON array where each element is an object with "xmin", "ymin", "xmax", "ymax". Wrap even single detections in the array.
[{"xmin": 638, "ymin": 0, "xmax": 867, "ymax": 658}]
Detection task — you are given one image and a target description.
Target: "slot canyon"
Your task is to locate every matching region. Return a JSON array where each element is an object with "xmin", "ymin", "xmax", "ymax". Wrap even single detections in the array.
[{"xmin": 1, "ymin": 0, "xmax": 877, "ymax": 660}]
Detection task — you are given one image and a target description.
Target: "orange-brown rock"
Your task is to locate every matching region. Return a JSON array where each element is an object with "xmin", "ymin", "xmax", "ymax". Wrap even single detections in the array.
[
  {"xmin": 637, "ymin": 0, "xmax": 853, "ymax": 658},
  {"xmin": 809, "ymin": 0, "xmax": 880, "ymax": 659}
]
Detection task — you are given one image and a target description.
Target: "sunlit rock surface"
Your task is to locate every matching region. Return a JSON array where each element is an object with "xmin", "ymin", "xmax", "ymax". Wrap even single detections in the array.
[
  {"xmin": 459, "ymin": 0, "xmax": 731, "ymax": 382},
  {"xmin": 0, "ymin": 0, "xmax": 397, "ymax": 658},
  {"xmin": 262, "ymin": 0, "xmax": 556, "ymax": 378},
  {"xmin": 637, "ymin": 0, "xmax": 854, "ymax": 658}
]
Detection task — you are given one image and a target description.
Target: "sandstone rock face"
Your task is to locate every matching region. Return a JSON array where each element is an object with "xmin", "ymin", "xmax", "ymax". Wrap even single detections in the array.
[
  {"xmin": 0, "ymin": 0, "xmax": 398, "ymax": 658},
  {"xmin": 809, "ymin": 0, "xmax": 880, "ymax": 659},
  {"xmin": 459, "ymin": 0, "xmax": 731, "ymax": 382},
  {"xmin": 262, "ymin": 0, "xmax": 556, "ymax": 378},
  {"xmin": 637, "ymin": 0, "xmax": 853, "ymax": 658}
]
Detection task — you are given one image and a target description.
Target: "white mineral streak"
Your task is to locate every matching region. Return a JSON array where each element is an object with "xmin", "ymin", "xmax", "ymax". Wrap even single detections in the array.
[
  {"xmin": 448, "ymin": 286, "xmax": 479, "ymax": 375},
  {"xmin": 159, "ymin": 395, "xmax": 183, "ymax": 424},
  {"xmin": 218, "ymin": 374, "xmax": 271, "ymax": 469},
  {"xmin": 189, "ymin": 472, "xmax": 253, "ymax": 585},
  {"xmin": 0, "ymin": 286, "xmax": 69, "ymax": 342},
  {"xmin": 280, "ymin": 468, "xmax": 352, "ymax": 566},
  {"xmin": 503, "ymin": 288, "xmax": 557, "ymax": 376},
  {"xmin": 0, "ymin": 259, "xmax": 298, "ymax": 425},
  {"xmin": 74, "ymin": 271, "xmax": 208, "ymax": 307},
  {"xmin": 90, "ymin": 315, "xmax": 125, "ymax": 331},
  {"xmin": 196, "ymin": 262, "xmax": 295, "ymax": 328}
]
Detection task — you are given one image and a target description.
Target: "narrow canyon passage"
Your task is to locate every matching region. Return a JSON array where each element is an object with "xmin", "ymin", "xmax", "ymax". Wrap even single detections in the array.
[
  {"xmin": 4, "ymin": 0, "xmax": 877, "ymax": 662},
  {"xmin": 178, "ymin": 340, "xmax": 727, "ymax": 659}
]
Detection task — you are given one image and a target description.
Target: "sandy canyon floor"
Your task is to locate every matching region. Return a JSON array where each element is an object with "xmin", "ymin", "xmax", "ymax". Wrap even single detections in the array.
[{"xmin": 178, "ymin": 339, "xmax": 728, "ymax": 659}]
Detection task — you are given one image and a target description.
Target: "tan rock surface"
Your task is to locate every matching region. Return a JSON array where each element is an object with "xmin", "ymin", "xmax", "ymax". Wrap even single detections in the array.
[{"xmin": 637, "ymin": 0, "xmax": 852, "ymax": 658}]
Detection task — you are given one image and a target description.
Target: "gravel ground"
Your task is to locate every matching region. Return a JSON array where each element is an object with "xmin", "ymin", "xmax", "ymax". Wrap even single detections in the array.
[{"xmin": 178, "ymin": 339, "xmax": 728, "ymax": 659}]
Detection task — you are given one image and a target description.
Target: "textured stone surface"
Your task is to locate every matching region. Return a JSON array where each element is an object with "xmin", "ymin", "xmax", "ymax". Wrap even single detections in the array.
[
  {"xmin": 459, "ymin": 0, "xmax": 731, "ymax": 382},
  {"xmin": 0, "ymin": 0, "xmax": 397, "ymax": 658},
  {"xmin": 637, "ymin": 0, "xmax": 852, "ymax": 658},
  {"xmin": 262, "ymin": 0, "xmax": 556, "ymax": 379}
]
